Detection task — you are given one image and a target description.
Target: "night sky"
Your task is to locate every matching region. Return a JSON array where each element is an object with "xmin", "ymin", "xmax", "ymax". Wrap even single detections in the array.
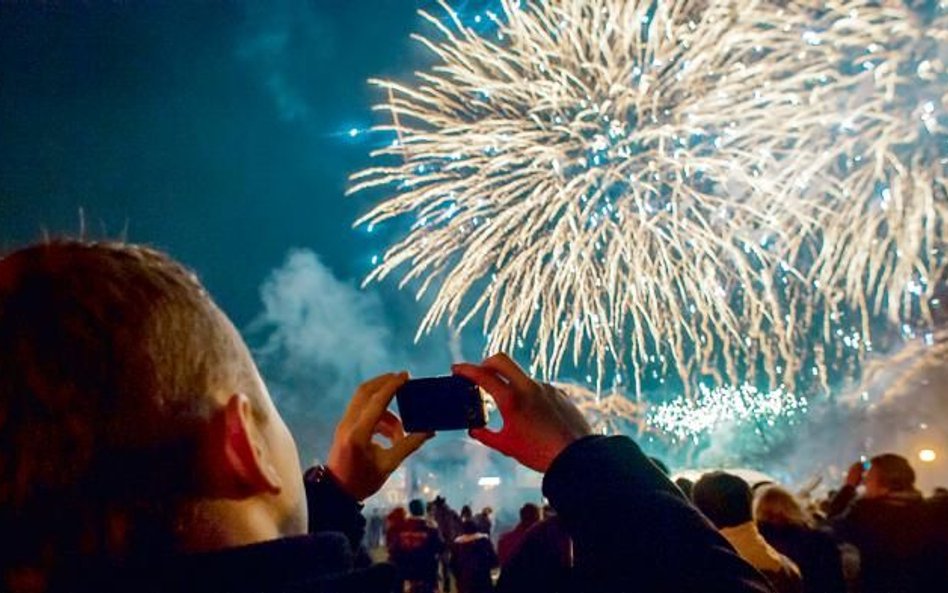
[
  {"xmin": 0, "ymin": 0, "xmax": 443, "ymax": 327},
  {"xmin": 0, "ymin": 1, "xmax": 496, "ymax": 465}
]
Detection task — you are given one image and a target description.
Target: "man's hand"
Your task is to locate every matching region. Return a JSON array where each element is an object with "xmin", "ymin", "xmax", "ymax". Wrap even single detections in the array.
[
  {"xmin": 453, "ymin": 353, "xmax": 592, "ymax": 472},
  {"xmin": 845, "ymin": 461, "xmax": 865, "ymax": 488},
  {"xmin": 327, "ymin": 372, "xmax": 433, "ymax": 501}
]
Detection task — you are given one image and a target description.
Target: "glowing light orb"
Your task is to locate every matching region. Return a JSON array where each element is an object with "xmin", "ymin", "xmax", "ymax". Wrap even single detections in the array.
[{"xmin": 919, "ymin": 448, "xmax": 937, "ymax": 463}]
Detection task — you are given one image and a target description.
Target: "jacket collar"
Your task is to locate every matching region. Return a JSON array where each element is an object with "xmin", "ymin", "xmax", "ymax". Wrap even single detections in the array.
[{"xmin": 86, "ymin": 533, "xmax": 396, "ymax": 593}]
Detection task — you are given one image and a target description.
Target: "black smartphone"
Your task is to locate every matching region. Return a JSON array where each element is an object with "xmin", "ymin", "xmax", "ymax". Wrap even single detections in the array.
[{"xmin": 395, "ymin": 375, "xmax": 487, "ymax": 432}]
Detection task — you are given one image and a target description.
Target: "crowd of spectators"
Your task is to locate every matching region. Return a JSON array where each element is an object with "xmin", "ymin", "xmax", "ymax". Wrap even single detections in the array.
[
  {"xmin": 375, "ymin": 452, "xmax": 947, "ymax": 593},
  {"xmin": 0, "ymin": 240, "xmax": 945, "ymax": 593}
]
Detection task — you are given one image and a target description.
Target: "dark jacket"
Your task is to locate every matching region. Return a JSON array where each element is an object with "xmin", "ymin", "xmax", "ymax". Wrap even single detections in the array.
[
  {"xmin": 83, "ymin": 469, "xmax": 398, "ymax": 593},
  {"xmin": 758, "ymin": 523, "xmax": 846, "ymax": 593},
  {"xmin": 115, "ymin": 534, "xmax": 399, "ymax": 593},
  {"xmin": 502, "ymin": 436, "xmax": 775, "ymax": 593},
  {"xmin": 828, "ymin": 485, "xmax": 947, "ymax": 593},
  {"xmin": 450, "ymin": 532, "xmax": 497, "ymax": 593}
]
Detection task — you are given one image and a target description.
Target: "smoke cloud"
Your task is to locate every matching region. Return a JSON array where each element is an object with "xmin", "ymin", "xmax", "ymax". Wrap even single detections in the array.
[{"xmin": 249, "ymin": 249, "xmax": 398, "ymax": 462}]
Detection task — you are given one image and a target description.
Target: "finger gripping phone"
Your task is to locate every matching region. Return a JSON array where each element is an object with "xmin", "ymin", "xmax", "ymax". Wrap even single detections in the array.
[{"xmin": 395, "ymin": 375, "xmax": 487, "ymax": 432}]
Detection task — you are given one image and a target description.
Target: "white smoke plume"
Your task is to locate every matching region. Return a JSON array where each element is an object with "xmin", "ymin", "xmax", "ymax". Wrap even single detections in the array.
[{"xmin": 249, "ymin": 249, "xmax": 398, "ymax": 462}]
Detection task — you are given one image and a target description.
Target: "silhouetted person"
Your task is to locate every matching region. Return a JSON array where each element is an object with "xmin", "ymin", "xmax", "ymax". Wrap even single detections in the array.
[
  {"xmin": 366, "ymin": 508, "xmax": 385, "ymax": 550},
  {"xmin": 428, "ymin": 496, "xmax": 461, "ymax": 592},
  {"xmin": 497, "ymin": 504, "xmax": 541, "ymax": 567},
  {"xmin": 450, "ymin": 521, "xmax": 497, "ymax": 593},
  {"xmin": 693, "ymin": 472, "xmax": 802, "ymax": 593},
  {"xmin": 828, "ymin": 454, "xmax": 947, "ymax": 593},
  {"xmin": 473, "ymin": 507, "xmax": 493, "ymax": 537},
  {"xmin": 388, "ymin": 499, "xmax": 444, "ymax": 593},
  {"xmin": 755, "ymin": 486, "xmax": 845, "ymax": 593}
]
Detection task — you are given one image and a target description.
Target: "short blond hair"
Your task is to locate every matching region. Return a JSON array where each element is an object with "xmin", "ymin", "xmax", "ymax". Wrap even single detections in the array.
[
  {"xmin": 0, "ymin": 240, "xmax": 261, "ymax": 591},
  {"xmin": 754, "ymin": 486, "xmax": 812, "ymax": 528}
]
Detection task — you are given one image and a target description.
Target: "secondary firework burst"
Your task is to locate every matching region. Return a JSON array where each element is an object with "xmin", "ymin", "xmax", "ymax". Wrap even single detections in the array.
[
  {"xmin": 350, "ymin": 0, "xmax": 836, "ymax": 394},
  {"xmin": 646, "ymin": 383, "xmax": 809, "ymax": 443}
]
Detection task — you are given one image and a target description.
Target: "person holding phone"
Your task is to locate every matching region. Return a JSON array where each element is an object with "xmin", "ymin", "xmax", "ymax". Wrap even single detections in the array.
[
  {"xmin": 827, "ymin": 455, "xmax": 947, "ymax": 593},
  {"xmin": 0, "ymin": 240, "xmax": 774, "ymax": 593}
]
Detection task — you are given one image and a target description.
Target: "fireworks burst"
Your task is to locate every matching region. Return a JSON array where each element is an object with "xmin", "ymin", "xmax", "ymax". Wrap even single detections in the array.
[
  {"xmin": 350, "ymin": 0, "xmax": 946, "ymax": 394},
  {"xmin": 646, "ymin": 383, "xmax": 809, "ymax": 442}
]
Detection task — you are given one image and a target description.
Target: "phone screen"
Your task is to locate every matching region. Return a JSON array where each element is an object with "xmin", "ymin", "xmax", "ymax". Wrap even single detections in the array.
[{"xmin": 395, "ymin": 375, "xmax": 487, "ymax": 432}]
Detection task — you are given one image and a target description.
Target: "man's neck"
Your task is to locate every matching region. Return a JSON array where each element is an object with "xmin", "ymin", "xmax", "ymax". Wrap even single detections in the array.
[{"xmin": 175, "ymin": 499, "xmax": 296, "ymax": 554}]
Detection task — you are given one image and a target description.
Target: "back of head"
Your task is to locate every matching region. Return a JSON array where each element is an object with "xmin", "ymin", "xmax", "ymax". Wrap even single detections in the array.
[
  {"xmin": 675, "ymin": 477, "xmax": 695, "ymax": 500},
  {"xmin": 409, "ymin": 499, "xmax": 425, "ymax": 517},
  {"xmin": 461, "ymin": 520, "xmax": 479, "ymax": 535},
  {"xmin": 870, "ymin": 453, "xmax": 916, "ymax": 493},
  {"xmin": 754, "ymin": 486, "xmax": 812, "ymax": 528},
  {"xmin": 692, "ymin": 471, "xmax": 753, "ymax": 529},
  {"xmin": 0, "ymin": 240, "xmax": 260, "ymax": 591},
  {"xmin": 519, "ymin": 503, "xmax": 540, "ymax": 526}
]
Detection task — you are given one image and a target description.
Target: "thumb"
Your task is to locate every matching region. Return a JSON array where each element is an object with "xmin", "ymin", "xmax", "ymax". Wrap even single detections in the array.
[{"xmin": 385, "ymin": 432, "xmax": 434, "ymax": 469}]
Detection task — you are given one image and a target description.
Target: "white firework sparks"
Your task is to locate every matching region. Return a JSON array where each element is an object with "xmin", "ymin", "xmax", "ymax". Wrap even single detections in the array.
[
  {"xmin": 351, "ymin": 0, "xmax": 830, "ymax": 393},
  {"xmin": 646, "ymin": 383, "xmax": 809, "ymax": 442},
  {"xmin": 349, "ymin": 0, "xmax": 945, "ymax": 394},
  {"xmin": 801, "ymin": 1, "xmax": 948, "ymax": 335}
]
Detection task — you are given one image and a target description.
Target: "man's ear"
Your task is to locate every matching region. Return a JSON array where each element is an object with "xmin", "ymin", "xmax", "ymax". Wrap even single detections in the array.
[{"xmin": 217, "ymin": 393, "xmax": 283, "ymax": 496}]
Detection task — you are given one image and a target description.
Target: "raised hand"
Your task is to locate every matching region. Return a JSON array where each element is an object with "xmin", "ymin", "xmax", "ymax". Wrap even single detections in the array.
[{"xmin": 327, "ymin": 372, "xmax": 433, "ymax": 500}]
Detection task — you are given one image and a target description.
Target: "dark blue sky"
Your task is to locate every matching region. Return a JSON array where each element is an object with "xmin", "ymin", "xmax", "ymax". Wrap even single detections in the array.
[{"xmin": 0, "ymin": 0, "xmax": 454, "ymax": 327}]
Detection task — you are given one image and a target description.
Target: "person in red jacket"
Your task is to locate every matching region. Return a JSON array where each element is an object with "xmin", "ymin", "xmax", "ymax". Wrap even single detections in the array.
[
  {"xmin": 497, "ymin": 503, "xmax": 541, "ymax": 567},
  {"xmin": 388, "ymin": 499, "xmax": 444, "ymax": 593}
]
